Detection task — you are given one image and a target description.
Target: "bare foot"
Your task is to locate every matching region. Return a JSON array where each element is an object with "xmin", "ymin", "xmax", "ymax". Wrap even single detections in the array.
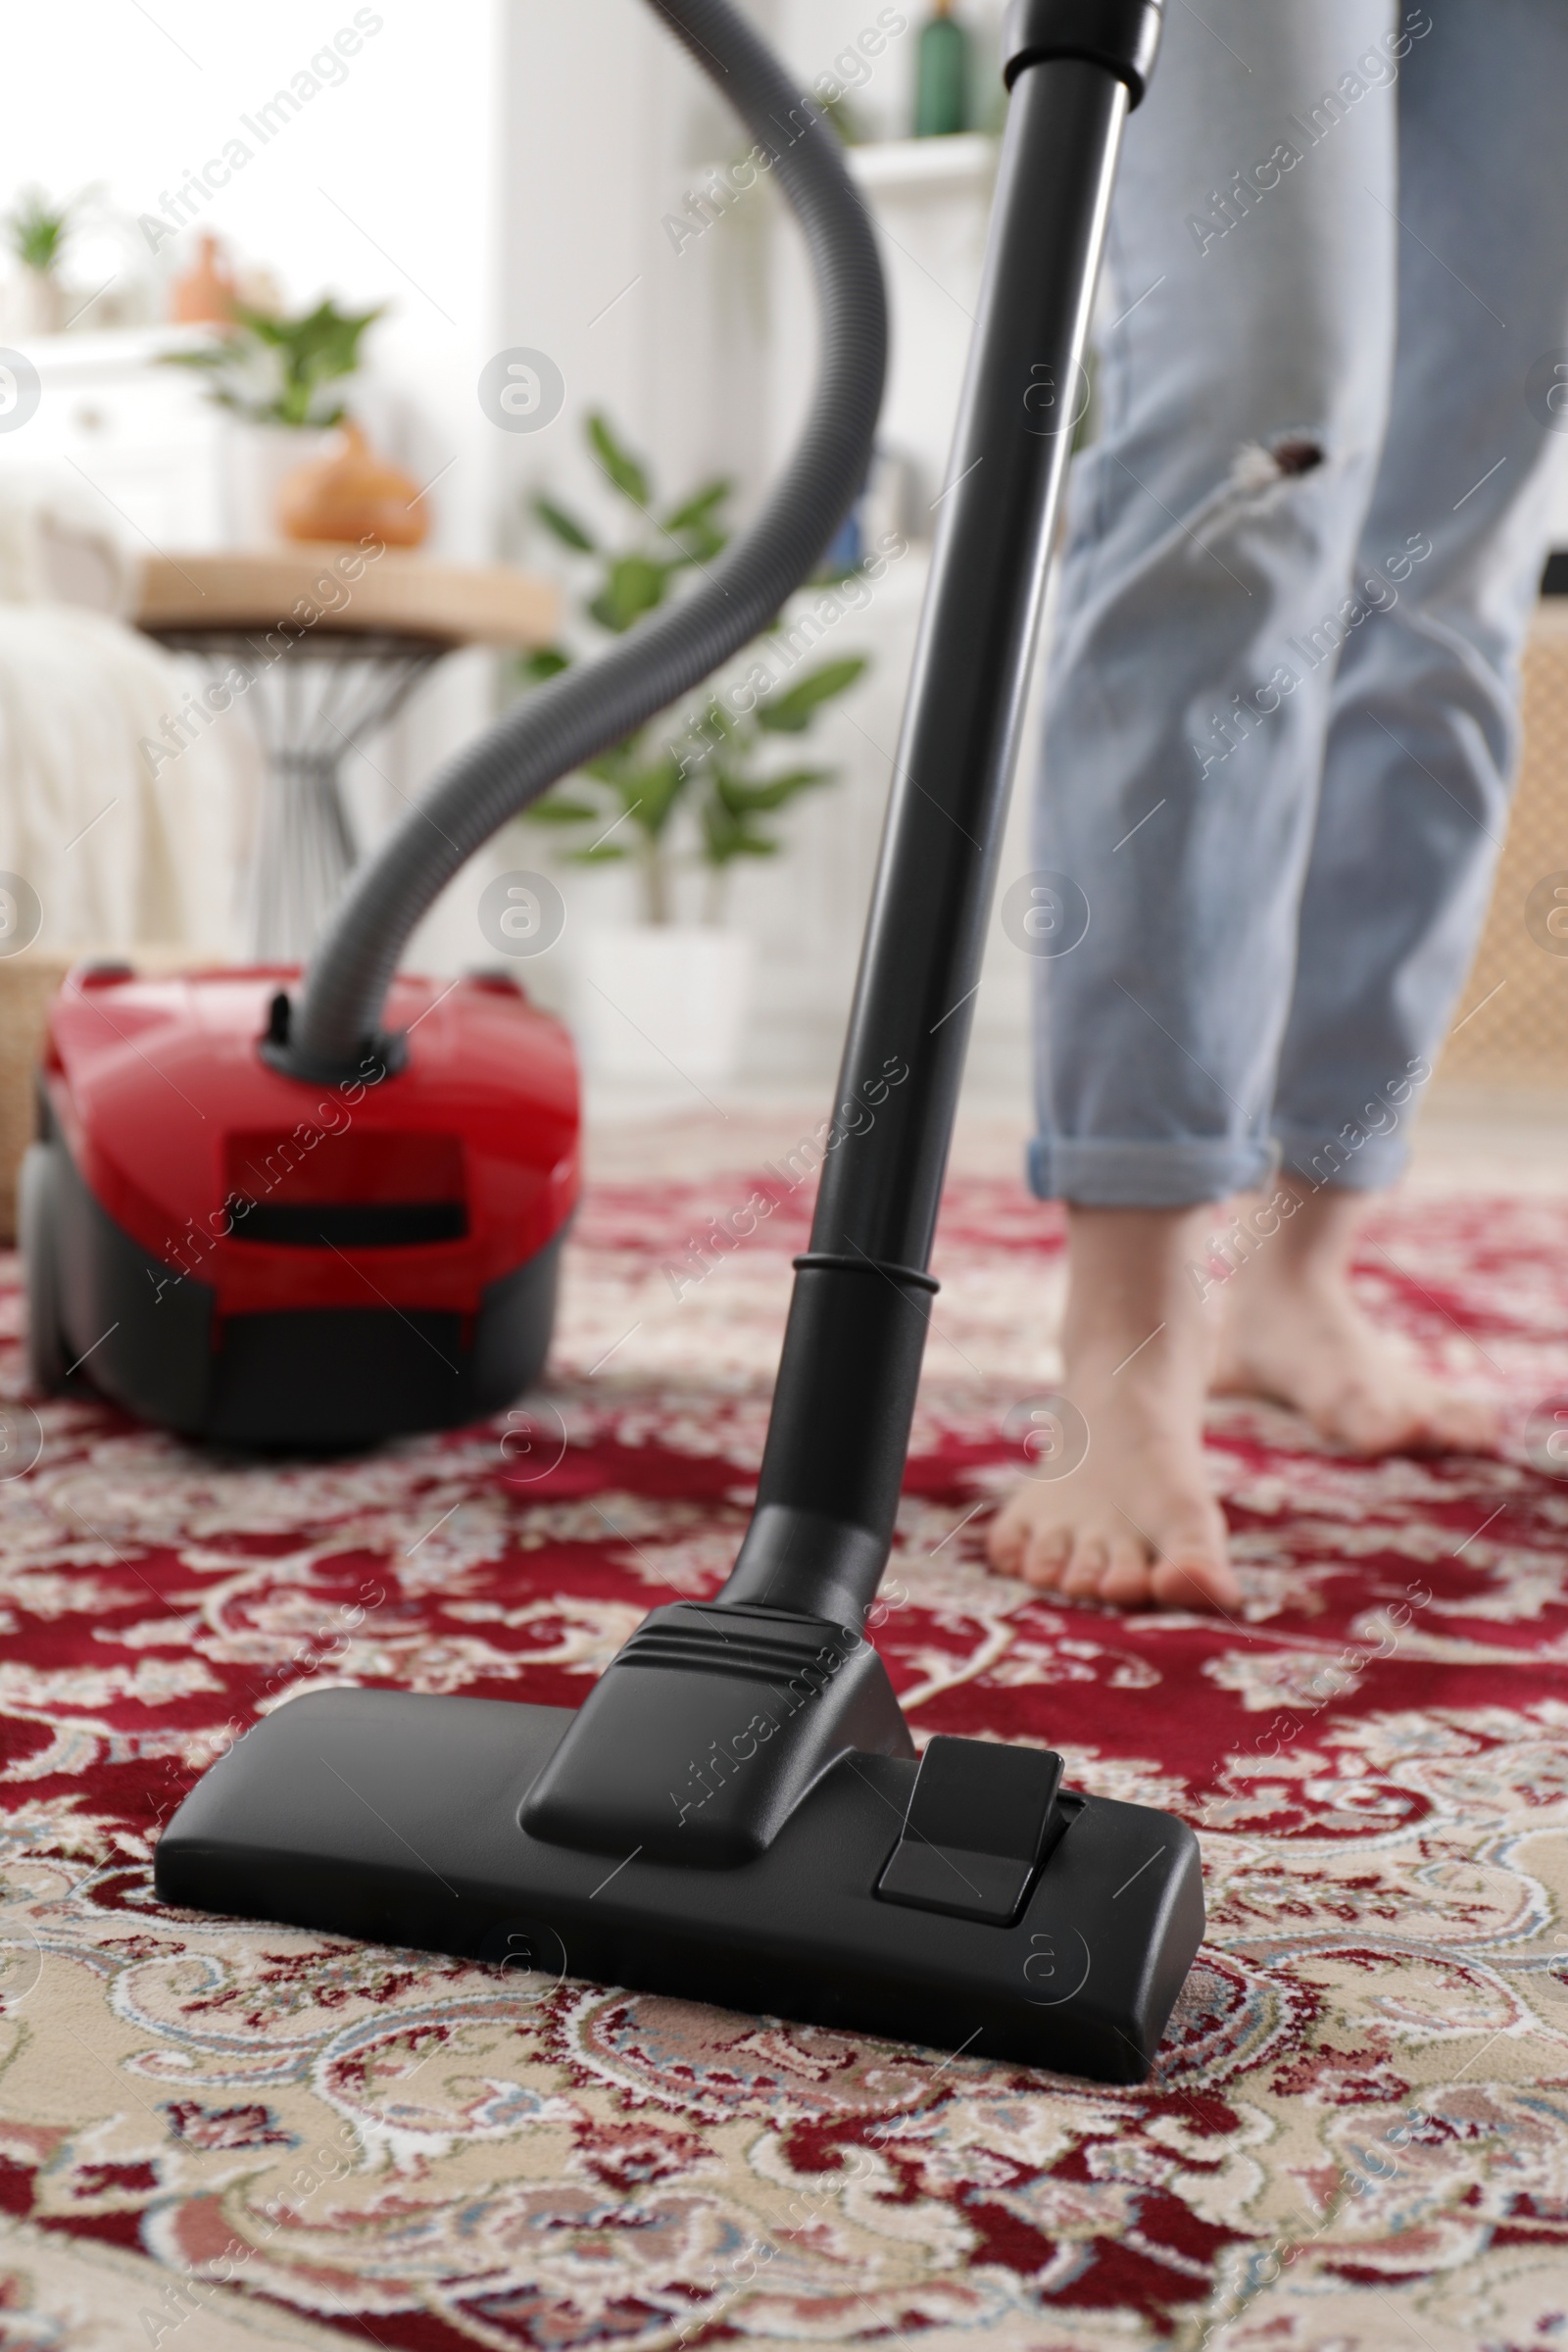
[
  {"xmin": 1212, "ymin": 1174, "xmax": 1499, "ymax": 1456},
  {"xmin": 986, "ymin": 1205, "xmax": 1240, "ymax": 1612}
]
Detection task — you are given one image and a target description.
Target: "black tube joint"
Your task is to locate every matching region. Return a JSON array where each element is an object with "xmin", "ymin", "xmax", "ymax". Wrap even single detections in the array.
[
  {"xmin": 713, "ymin": 1257, "xmax": 935, "ymax": 1626},
  {"xmin": 258, "ymin": 993, "xmax": 407, "ymax": 1089},
  {"xmin": 1002, "ymin": 0, "xmax": 1163, "ymax": 105}
]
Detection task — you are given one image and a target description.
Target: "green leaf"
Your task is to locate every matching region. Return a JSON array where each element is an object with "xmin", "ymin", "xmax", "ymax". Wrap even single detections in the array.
[
  {"xmin": 670, "ymin": 699, "xmax": 737, "ymax": 756},
  {"xmin": 581, "ymin": 750, "xmax": 639, "ymax": 788},
  {"xmin": 587, "ymin": 412, "xmax": 652, "ymax": 509},
  {"xmin": 571, "ymin": 745, "xmax": 687, "ymax": 843},
  {"xmin": 564, "ymin": 843, "xmax": 632, "ymax": 863},
  {"xmin": 633, "ymin": 756, "xmax": 688, "ymax": 838},
  {"xmin": 667, "ymin": 521, "xmax": 726, "ymax": 569},
  {"xmin": 661, "ymin": 480, "xmax": 731, "ymax": 563},
  {"xmin": 532, "ymin": 496, "xmax": 597, "ymax": 553},
  {"xmin": 520, "ymin": 795, "xmax": 603, "ymax": 823},
  {"xmin": 589, "ymin": 555, "xmax": 671, "ymax": 634},
  {"xmin": 700, "ymin": 798, "xmax": 780, "ymax": 865},
  {"xmin": 572, "ymin": 754, "xmax": 684, "ymax": 838},
  {"xmin": 756, "ymin": 658, "xmax": 867, "ymax": 733},
  {"xmin": 715, "ymin": 766, "xmax": 833, "ymax": 814},
  {"xmin": 518, "ymin": 645, "xmax": 572, "ymax": 684},
  {"xmin": 6, "ymin": 186, "xmax": 74, "ymax": 272},
  {"xmin": 699, "ymin": 800, "xmax": 745, "ymax": 862},
  {"xmin": 661, "ymin": 480, "xmax": 730, "ymax": 535}
]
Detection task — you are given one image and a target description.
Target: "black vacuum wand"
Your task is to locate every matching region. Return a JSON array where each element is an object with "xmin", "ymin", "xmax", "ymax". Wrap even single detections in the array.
[{"xmin": 158, "ymin": 0, "xmax": 1202, "ymax": 2084}]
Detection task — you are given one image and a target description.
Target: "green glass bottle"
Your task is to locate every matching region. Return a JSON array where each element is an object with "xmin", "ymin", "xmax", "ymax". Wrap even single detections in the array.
[{"xmin": 913, "ymin": 0, "xmax": 969, "ymax": 138}]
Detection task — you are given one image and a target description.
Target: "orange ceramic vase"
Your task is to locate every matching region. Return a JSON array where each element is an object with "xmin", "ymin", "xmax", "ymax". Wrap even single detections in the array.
[
  {"xmin": 276, "ymin": 422, "xmax": 428, "ymax": 549},
  {"xmin": 171, "ymin": 231, "xmax": 238, "ymax": 325}
]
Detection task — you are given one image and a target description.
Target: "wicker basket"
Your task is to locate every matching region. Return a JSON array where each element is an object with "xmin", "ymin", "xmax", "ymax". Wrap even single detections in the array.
[
  {"xmin": 1439, "ymin": 602, "xmax": 1568, "ymax": 1088},
  {"xmin": 0, "ymin": 949, "xmax": 205, "ymax": 1246}
]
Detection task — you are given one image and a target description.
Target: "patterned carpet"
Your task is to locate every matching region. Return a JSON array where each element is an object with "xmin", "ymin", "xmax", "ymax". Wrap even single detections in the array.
[{"xmin": 2, "ymin": 1169, "xmax": 1567, "ymax": 2350}]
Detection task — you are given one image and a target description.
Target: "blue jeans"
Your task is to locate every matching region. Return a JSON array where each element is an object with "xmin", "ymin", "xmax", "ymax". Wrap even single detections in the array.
[{"xmin": 1028, "ymin": 0, "xmax": 1568, "ymax": 1207}]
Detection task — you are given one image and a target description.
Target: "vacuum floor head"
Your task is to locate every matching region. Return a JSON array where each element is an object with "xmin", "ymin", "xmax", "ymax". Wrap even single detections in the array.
[{"xmin": 157, "ymin": 1605, "xmax": 1204, "ymax": 2084}]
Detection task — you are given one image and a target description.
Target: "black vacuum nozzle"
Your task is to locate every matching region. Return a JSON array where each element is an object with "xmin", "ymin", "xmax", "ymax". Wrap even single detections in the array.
[{"xmin": 157, "ymin": 1603, "xmax": 1203, "ymax": 2084}]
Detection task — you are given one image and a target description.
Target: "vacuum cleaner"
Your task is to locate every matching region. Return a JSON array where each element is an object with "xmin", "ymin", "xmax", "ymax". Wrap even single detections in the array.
[
  {"xmin": 149, "ymin": 0, "xmax": 1202, "ymax": 2082},
  {"xmin": 22, "ymin": 967, "xmax": 576, "ymax": 1445}
]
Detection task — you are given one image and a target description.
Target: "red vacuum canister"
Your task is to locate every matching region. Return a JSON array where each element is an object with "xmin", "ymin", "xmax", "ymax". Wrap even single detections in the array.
[{"xmin": 22, "ymin": 962, "xmax": 579, "ymax": 1447}]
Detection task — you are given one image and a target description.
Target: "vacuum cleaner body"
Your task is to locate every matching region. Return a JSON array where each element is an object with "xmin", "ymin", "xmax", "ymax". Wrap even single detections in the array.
[{"xmin": 25, "ymin": 963, "xmax": 578, "ymax": 1446}]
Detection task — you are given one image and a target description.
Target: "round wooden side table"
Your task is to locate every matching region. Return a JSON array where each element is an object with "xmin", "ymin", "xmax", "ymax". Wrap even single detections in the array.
[{"xmin": 136, "ymin": 546, "xmax": 558, "ymax": 959}]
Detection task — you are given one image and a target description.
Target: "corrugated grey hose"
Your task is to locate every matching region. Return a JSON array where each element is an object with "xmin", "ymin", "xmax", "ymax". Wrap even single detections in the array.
[{"xmin": 286, "ymin": 0, "xmax": 889, "ymax": 1076}]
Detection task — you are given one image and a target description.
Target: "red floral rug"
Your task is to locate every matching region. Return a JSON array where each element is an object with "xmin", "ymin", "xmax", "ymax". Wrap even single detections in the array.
[{"xmin": 2, "ymin": 1172, "xmax": 1567, "ymax": 2351}]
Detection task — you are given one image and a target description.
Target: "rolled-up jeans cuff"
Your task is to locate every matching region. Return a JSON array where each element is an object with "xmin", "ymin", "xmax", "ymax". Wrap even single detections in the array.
[
  {"xmin": 1272, "ymin": 1121, "xmax": 1409, "ymax": 1192},
  {"xmin": 1027, "ymin": 1135, "xmax": 1276, "ymax": 1207}
]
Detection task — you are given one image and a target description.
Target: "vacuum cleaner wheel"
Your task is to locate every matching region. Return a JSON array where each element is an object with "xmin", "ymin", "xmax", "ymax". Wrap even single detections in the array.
[{"xmin": 19, "ymin": 1143, "xmax": 68, "ymax": 1397}]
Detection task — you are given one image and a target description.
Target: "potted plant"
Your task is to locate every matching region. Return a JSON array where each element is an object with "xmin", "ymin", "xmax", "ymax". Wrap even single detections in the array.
[
  {"xmin": 166, "ymin": 297, "xmax": 422, "ymax": 547},
  {"xmin": 519, "ymin": 413, "xmax": 867, "ymax": 1083},
  {"xmin": 2, "ymin": 187, "xmax": 78, "ymax": 337}
]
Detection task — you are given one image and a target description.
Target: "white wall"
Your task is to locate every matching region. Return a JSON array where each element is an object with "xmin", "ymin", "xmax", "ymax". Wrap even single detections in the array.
[{"xmin": 494, "ymin": 0, "xmax": 777, "ymax": 544}]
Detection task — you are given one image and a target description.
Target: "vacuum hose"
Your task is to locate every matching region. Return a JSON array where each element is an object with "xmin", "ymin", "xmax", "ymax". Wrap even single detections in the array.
[{"xmin": 286, "ymin": 0, "xmax": 889, "ymax": 1075}]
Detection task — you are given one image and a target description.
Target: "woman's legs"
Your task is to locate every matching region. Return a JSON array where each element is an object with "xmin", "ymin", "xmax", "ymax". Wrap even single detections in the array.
[
  {"xmin": 1263, "ymin": 0, "xmax": 1568, "ymax": 1190},
  {"xmin": 994, "ymin": 0, "xmax": 1405, "ymax": 1603},
  {"xmin": 1223, "ymin": 0, "xmax": 1568, "ymax": 1453},
  {"xmin": 1026, "ymin": 1, "xmax": 1403, "ymax": 1214}
]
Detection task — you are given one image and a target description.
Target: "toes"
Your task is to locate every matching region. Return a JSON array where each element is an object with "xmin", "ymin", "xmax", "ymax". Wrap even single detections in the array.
[
  {"xmin": 1421, "ymin": 1395, "xmax": 1501, "ymax": 1457},
  {"xmin": 1020, "ymin": 1523, "xmax": 1072, "ymax": 1590},
  {"xmin": 1151, "ymin": 1547, "xmax": 1241, "ymax": 1612},
  {"xmin": 1101, "ymin": 1535, "xmax": 1154, "ymax": 1608},
  {"xmin": 1313, "ymin": 1383, "xmax": 1407, "ymax": 1455},
  {"xmin": 982, "ymin": 1477, "xmax": 1233, "ymax": 1614},
  {"xmin": 985, "ymin": 1507, "xmax": 1028, "ymax": 1574},
  {"xmin": 1060, "ymin": 1534, "xmax": 1108, "ymax": 1600},
  {"xmin": 984, "ymin": 1491, "xmax": 1088, "ymax": 1592},
  {"xmin": 1317, "ymin": 1380, "xmax": 1502, "ymax": 1461}
]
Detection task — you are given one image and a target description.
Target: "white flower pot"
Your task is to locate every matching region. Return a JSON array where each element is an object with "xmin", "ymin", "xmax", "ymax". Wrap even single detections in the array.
[
  {"xmin": 578, "ymin": 924, "xmax": 753, "ymax": 1085},
  {"xmin": 0, "ymin": 270, "xmax": 65, "ymax": 338},
  {"xmin": 224, "ymin": 423, "xmax": 339, "ymax": 549}
]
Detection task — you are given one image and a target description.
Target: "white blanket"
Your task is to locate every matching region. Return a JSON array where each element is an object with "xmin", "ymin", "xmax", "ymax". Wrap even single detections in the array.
[{"xmin": 0, "ymin": 475, "xmax": 250, "ymax": 956}]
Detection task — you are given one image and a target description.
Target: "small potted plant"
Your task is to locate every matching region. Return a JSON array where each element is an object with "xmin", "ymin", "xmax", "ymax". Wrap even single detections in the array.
[
  {"xmin": 2, "ymin": 187, "xmax": 78, "ymax": 337},
  {"xmin": 518, "ymin": 413, "xmax": 868, "ymax": 1083},
  {"xmin": 166, "ymin": 296, "xmax": 424, "ymax": 548}
]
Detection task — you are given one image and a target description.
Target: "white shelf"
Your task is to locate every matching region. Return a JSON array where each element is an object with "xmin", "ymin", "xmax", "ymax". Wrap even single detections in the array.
[
  {"xmin": 685, "ymin": 133, "xmax": 998, "ymax": 211},
  {"xmin": 5, "ymin": 322, "xmax": 214, "ymax": 382},
  {"xmin": 848, "ymin": 133, "xmax": 999, "ymax": 197}
]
